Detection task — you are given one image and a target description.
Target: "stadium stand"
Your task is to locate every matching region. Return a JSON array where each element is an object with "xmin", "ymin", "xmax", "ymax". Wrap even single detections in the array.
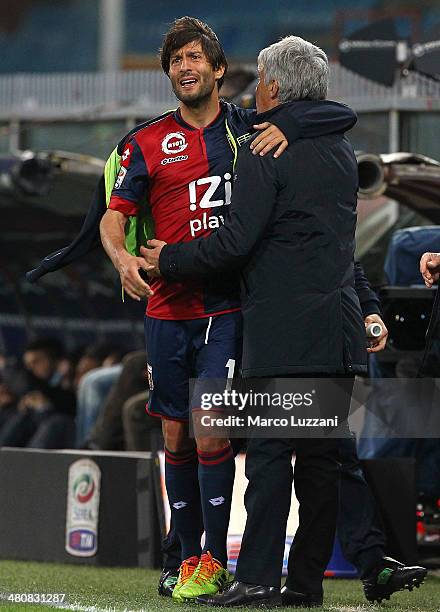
[{"xmin": 5, "ymin": 0, "xmax": 440, "ymax": 73}]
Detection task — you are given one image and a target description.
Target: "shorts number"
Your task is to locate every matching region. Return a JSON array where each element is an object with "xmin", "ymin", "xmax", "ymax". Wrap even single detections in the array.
[{"xmin": 225, "ymin": 358, "xmax": 236, "ymax": 391}]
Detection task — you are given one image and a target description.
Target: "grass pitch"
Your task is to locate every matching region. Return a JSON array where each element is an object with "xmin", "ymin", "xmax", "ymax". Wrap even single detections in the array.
[{"xmin": 0, "ymin": 560, "xmax": 438, "ymax": 612}]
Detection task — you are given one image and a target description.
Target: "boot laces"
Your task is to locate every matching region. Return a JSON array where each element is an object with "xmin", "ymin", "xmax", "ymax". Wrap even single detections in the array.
[
  {"xmin": 193, "ymin": 552, "xmax": 221, "ymax": 585},
  {"xmin": 180, "ymin": 556, "xmax": 199, "ymax": 583}
]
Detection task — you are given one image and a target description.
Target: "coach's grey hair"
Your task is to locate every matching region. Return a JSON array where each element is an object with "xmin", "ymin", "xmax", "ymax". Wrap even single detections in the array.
[{"xmin": 258, "ymin": 36, "xmax": 328, "ymax": 103}]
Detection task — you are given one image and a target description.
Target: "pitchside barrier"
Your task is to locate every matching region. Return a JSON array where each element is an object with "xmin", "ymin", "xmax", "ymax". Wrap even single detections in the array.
[
  {"xmin": 0, "ymin": 448, "xmax": 161, "ymax": 567},
  {"xmin": 0, "ymin": 448, "xmax": 417, "ymax": 572}
]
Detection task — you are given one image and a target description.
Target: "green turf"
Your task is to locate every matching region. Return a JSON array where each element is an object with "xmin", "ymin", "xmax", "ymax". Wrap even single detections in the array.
[{"xmin": 0, "ymin": 560, "xmax": 438, "ymax": 611}]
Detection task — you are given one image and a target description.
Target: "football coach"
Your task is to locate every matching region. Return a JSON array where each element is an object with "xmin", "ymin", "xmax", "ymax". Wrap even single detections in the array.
[{"xmin": 144, "ymin": 36, "xmax": 367, "ymax": 607}]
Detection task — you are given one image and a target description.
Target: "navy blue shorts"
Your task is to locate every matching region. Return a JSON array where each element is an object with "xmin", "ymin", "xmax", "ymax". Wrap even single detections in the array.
[{"xmin": 144, "ymin": 311, "xmax": 242, "ymax": 421}]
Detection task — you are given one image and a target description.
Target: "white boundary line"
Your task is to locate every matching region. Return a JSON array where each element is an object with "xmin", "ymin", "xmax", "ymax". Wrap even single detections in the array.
[
  {"xmin": 329, "ymin": 607, "xmax": 378, "ymax": 612},
  {"xmin": 0, "ymin": 594, "xmax": 148, "ymax": 612},
  {"xmin": 0, "ymin": 592, "xmax": 379, "ymax": 612}
]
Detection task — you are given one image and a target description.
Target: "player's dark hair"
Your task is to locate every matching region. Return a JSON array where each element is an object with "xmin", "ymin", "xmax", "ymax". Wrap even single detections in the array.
[{"xmin": 160, "ymin": 16, "xmax": 228, "ymax": 90}]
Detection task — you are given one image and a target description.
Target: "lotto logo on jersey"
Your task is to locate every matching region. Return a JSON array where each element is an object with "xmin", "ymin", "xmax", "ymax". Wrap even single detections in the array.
[
  {"xmin": 120, "ymin": 143, "xmax": 133, "ymax": 167},
  {"xmin": 162, "ymin": 132, "xmax": 188, "ymax": 155},
  {"xmin": 114, "ymin": 166, "xmax": 127, "ymax": 189},
  {"xmin": 188, "ymin": 174, "xmax": 232, "ymax": 237}
]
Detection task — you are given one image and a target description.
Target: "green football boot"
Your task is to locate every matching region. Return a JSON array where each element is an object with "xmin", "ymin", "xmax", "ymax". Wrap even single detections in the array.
[
  {"xmin": 177, "ymin": 551, "xmax": 234, "ymax": 600},
  {"xmin": 172, "ymin": 556, "xmax": 199, "ymax": 602}
]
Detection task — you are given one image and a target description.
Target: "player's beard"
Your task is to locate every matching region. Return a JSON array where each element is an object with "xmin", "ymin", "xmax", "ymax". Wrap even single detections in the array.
[{"xmin": 171, "ymin": 74, "xmax": 217, "ymax": 108}]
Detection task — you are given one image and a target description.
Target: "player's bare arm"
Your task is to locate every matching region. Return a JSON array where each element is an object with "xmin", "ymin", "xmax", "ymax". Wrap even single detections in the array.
[
  {"xmin": 420, "ymin": 251, "xmax": 440, "ymax": 287},
  {"xmin": 100, "ymin": 208, "xmax": 154, "ymax": 301}
]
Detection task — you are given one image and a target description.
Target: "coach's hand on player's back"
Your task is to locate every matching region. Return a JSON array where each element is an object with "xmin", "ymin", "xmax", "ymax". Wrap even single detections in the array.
[
  {"xmin": 140, "ymin": 240, "xmax": 166, "ymax": 277},
  {"xmin": 117, "ymin": 250, "xmax": 154, "ymax": 301},
  {"xmin": 251, "ymin": 122, "xmax": 288, "ymax": 158}
]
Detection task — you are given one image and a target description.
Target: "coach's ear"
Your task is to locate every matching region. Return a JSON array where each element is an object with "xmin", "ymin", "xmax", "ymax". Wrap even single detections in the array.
[{"xmin": 269, "ymin": 78, "xmax": 279, "ymax": 101}]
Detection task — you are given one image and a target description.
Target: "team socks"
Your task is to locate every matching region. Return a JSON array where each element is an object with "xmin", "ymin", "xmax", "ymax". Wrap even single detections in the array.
[
  {"xmin": 198, "ymin": 443, "xmax": 235, "ymax": 566},
  {"xmin": 164, "ymin": 446, "xmax": 202, "ymax": 560}
]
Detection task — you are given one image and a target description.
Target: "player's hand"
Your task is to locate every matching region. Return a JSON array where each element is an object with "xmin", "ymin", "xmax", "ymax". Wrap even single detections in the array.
[
  {"xmin": 365, "ymin": 314, "xmax": 388, "ymax": 353},
  {"xmin": 117, "ymin": 251, "xmax": 154, "ymax": 301},
  {"xmin": 251, "ymin": 122, "xmax": 288, "ymax": 158},
  {"xmin": 420, "ymin": 252, "xmax": 440, "ymax": 288},
  {"xmin": 140, "ymin": 240, "xmax": 167, "ymax": 277}
]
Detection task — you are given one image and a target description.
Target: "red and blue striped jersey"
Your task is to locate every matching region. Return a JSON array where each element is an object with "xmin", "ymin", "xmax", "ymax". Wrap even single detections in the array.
[{"xmin": 109, "ymin": 101, "xmax": 254, "ymax": 320}]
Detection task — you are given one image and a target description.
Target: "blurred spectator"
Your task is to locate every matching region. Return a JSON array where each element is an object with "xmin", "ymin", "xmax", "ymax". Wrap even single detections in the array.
[
  {"xmin": 84, "ymin": 351, "xmax": 161, "ymax": 451},
  {"xmin": 0, "ymin": 352, "xmax": 18, "ymax": 428},
  {"xmin": 74, "ymin": 342, "xmax": 126, "ymax": 446},
  {"xmin": 0, "ymin": 337, "xmax": 76, "ymax": 448},
  {"xmin": 75, "ymin": 363, "xmax": 123, "ymax": 447},
  {"xmin": 0, "ymin": 382, "xmax": 17, "ymax": 429},
  {"xmin": 73, "ymin": 342, "xmax": 124, "ymax": 388}
]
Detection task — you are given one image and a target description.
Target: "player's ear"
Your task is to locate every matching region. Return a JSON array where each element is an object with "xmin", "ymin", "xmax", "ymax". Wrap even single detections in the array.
[{"xmin": 214, "ymin": 64, "xmax": 226, "ymax": 83}]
